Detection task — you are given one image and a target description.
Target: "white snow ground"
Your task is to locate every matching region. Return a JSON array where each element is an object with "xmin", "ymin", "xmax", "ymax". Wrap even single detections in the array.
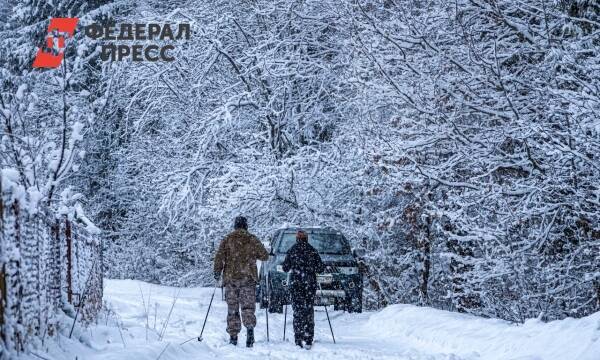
[{"xmin": 29, "ymin": 280, "xmax": 600, "ymax": 360}]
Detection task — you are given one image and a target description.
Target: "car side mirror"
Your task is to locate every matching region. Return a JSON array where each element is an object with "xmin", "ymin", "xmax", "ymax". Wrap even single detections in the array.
[{"xmin": 352, "ymin": 248, "xmax": 366, "ymax": 258}]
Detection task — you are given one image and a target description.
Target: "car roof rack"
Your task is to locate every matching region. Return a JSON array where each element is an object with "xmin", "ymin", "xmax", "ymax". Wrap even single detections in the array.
[{"xmin": 279, "ymin": 226, "xmax": 340, "ymax": 233}]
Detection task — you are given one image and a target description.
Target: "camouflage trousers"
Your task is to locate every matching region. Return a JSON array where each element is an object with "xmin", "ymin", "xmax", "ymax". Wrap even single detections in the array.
[{"xmin": 224, "ymin": 279, "xmax": 256, "ymax": 336}]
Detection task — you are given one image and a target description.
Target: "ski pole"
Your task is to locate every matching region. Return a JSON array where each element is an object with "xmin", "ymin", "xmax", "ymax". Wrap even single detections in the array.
[
  {"xmin": 265, "ymin": 305, "xmax": 269, "ymax": 342},
  {"xmin": 181, "ymin": 276, "xmax": 220, "ymax": 345},
  {"xmin": 323, "ymin": 302, "xmax": 335, "ymax": 344},
  {"xmin": 283, "ymin": 272, "xmax": 290, "ymax": 341},
  {"xmin": 197, "ymin": 284, "xmax": 218, "ymax": 342},
  {"xmin": 265, "ymin": 272, "xmax": 270, "ymax": 342},
  {"xmin": 283, "ymin": 303, "xmax": 287, "ymax": 341},
  {"xmin": 318, "ymin": 282, "xmax": 336, "ymax": 344}
]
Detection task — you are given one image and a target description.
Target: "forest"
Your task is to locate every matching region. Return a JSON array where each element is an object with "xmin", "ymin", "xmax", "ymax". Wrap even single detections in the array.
[{"xmin": 1, "ymin": 0, "xmax": 599, "ymax": 357}]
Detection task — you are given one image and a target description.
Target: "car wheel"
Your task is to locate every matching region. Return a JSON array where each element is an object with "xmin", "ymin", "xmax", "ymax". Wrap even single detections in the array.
[
  {"xmin": 334, "ymin": 301, "xmax": 342, "ymax": 311},
  {"xmin": 268, "ymin": 294, "xmax": 283, "ymax": 313},
  {"xmin": 256, "ymin": 284, "xmax": 262, "ymax": 305},
  {"xmin": 258, "ymin": 284, "xmax": 267, "ymax": 308},
  {"xmin": 347, "ymin": 294, "xmax": 362, "ymax": 313}
]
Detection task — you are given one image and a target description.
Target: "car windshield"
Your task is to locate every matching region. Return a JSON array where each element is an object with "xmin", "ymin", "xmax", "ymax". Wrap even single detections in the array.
[{"xmin": 277, "ymin": 232, "xmax": 350, "ymax": 254}]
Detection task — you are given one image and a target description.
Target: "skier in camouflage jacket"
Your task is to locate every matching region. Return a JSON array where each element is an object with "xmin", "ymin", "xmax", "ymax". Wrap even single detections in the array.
[{"xmin": 214, "ymin": 216, "xmax": 269, "ymax": 347}]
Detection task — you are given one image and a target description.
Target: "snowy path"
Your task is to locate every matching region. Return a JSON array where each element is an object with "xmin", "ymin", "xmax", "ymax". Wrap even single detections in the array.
[
  {"xmin": 83, "ymin": 280, "xmax": 461, "ymax": 360},
  {"xmin": 45, "ymin": 280, "xmax": 599, "ymax": 360}
]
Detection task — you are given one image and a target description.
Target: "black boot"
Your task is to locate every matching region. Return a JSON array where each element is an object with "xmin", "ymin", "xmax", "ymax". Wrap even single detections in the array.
[
  {"xmin": 229, "ymin": 335, "xmax": 238, "ymax": 345},
  {"xmin": 246, "ymin": 328, "xmax": 254, "ymax": 348},
  {"xmin": 295, "ymin": 338, "xmax": 303, "ymax": 348}
]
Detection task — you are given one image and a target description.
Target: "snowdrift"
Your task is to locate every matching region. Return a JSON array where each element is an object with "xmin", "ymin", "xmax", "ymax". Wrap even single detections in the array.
[{"xmin": 363, "ymin": 304, "xmax": 600, "ymax": 360}]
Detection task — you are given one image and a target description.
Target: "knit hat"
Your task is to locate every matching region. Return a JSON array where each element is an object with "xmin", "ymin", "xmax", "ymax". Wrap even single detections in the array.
[
  {"xmin": 296, "ymin": 230, "xmax": 308, "ymax": 241},
  {"xmin": 234, "ymin": 216, "xmax": 248, "ymax": 230}
]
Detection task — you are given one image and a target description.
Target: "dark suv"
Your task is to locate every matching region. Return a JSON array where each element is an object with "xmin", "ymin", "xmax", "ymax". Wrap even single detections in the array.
[{"xmin": 257, "ymin": 227, "xmax": 364, "ymax": 313}]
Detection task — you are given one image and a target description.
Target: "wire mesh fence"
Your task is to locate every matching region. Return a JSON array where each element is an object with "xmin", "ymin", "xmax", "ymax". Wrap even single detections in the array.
[{"xmin": 0, "ymin": 191, "xmax": 102, "ymax": 353}]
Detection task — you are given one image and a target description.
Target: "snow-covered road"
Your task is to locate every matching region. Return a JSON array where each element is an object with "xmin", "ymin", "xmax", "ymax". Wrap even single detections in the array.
[
  {"xmin": 87, "ymin": 280, "xmax": 459, "ymax": 360},
  {"xmin": 39, "ymin": 280, "xmax": 600, "ymax": 360}
]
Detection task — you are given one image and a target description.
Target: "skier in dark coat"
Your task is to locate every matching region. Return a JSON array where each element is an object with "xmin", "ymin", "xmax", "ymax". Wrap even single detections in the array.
[{"xmin": 281, "ymin": 230, "xmax": 325, "ymax": 349}]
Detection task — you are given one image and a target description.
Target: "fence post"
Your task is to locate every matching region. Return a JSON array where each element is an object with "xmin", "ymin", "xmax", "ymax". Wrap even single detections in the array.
[
  {"xmin": 50, "ymin": 221, "xmax": 61, "ymax": 308},
  {"xmin": 0, "ymin": 264, "xmax": 5, "ymax": 329},
  {"xmin": 65, "ymin": 219, "xmax": 73, "ymax": 304},
  {"xmin": 0, "ymin": 195, "xmax": 4, "ymax": 331}
]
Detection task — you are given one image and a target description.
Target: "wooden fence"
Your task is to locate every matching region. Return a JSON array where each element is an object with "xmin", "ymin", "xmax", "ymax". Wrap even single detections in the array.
[{"xmin": 0, "ymin": 192, "xmax": 102, "ymax": 353}]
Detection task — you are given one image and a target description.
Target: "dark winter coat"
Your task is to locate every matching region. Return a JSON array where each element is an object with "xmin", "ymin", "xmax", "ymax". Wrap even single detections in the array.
[
  {"xmin": 214, "ymin": 229, "xmax": 269, "ymax": 285},
  {"xmin": 281, "ymin": 240, "xmax": 325, "ymax": 294}
]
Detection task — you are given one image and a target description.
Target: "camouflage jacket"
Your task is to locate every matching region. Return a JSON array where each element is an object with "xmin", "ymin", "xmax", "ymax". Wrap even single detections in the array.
[{"xmin": 213, "ymin": 229, "xmax": 269, "ymax": 285}]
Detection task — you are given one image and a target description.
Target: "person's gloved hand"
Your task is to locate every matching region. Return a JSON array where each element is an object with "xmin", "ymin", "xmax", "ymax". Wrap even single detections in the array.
[{"xmin": 214, "ymin": 272, "xmax": 221, "ymax": 281}]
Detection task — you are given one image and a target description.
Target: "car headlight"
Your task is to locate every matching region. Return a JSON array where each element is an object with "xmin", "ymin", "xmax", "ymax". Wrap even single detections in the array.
[
  {"xmin": 276, "ymin": 265, "xmax": 285, "ymax": 272},
  {"xmin": 338, "ymin": 267, "xmax": 359, "ymax": 275}
]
